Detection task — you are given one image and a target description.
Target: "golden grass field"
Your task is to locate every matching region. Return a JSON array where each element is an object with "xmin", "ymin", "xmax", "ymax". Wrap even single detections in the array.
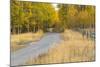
[
  {"xmin": 25, "ymin": 29, "xmax": 95, "ymax": 64},
  {"xmin": 11, "ymin": 30, "xmax": 43, "ymax": 52}
]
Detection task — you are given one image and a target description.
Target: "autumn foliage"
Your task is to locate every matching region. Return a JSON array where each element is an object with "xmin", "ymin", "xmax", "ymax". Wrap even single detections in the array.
[{"xmin": 11, "ymin": 0, "xmax": 95, "ymax": 34}]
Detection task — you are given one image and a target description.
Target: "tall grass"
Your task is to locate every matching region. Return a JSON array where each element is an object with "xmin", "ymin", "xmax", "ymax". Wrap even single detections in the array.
[
  {"xmin": 25, "ymin": 29, "xmax": 95, "ymax": 65},
  {"xmin": 11, "ymin": 30, "xmax": 44, "ymax": 52}
]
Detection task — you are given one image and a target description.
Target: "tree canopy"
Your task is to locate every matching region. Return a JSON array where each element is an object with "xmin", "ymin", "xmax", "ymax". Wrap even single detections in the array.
[
  {"xmin": 11, "ymin": 1, "xmax": 95, "ymax": 34},
  {"xmin": 58, "ymin": 4, "xmax": 95, "ymax": 29},
  {"xmin": 11, "ymin": 0, "xmax": 56, "ymax": 34}
]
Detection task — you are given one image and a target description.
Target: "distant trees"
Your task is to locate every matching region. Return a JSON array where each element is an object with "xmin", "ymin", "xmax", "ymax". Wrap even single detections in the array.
[
  {"xmin": 58, "ymin": 4, "xmax": 95, "ymax": 29},
  {"xmin": 11, "ymin": 0, "xmax": 95, "ymax": 34}
]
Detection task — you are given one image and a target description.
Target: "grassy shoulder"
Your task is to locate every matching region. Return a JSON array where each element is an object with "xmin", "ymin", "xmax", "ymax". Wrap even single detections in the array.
[
  {"xmin": 11, "ymin": 30, "xmax": 44, "ymax": 52},
  {"xmin": 25, "ymin": 29, "xmax": 95, "ymax": 64}
]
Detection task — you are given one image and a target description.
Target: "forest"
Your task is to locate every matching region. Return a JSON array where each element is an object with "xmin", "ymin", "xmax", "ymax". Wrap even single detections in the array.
[{"xmin": 11, "ymin": 0, "xmax": 95, "ymax": 34}]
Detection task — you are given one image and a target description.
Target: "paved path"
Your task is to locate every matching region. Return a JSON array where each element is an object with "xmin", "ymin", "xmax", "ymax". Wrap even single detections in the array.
[{"xmin": 11, "ymin": 33, "xmax": 61, "ymax": 66}]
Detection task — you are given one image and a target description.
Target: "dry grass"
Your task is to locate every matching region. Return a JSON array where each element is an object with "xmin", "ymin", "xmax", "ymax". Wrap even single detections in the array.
[
  {"xmin": 25, "ymin": 29, "xmax": 95, "ymax": 65},
  {"xmin": 11, "ymin": 30, "xmax": 44, "ymax": 52}
]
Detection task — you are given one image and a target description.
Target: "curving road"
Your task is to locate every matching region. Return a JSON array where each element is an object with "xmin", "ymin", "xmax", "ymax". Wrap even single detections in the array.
[{"xmin": 11, "ymin": 33, "xmax": 61, "ymax": 66}]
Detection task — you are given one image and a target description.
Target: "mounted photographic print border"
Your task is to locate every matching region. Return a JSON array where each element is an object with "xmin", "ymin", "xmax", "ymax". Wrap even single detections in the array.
[{"xmin": 10, "ymin": 0, "xmax": 96, "ymax": 66}]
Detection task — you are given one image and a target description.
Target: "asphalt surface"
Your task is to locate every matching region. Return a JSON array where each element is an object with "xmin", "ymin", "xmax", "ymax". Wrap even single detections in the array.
[{"xmin": 11, "ymin": 33, "xmax": 61, "ymax": 66}]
